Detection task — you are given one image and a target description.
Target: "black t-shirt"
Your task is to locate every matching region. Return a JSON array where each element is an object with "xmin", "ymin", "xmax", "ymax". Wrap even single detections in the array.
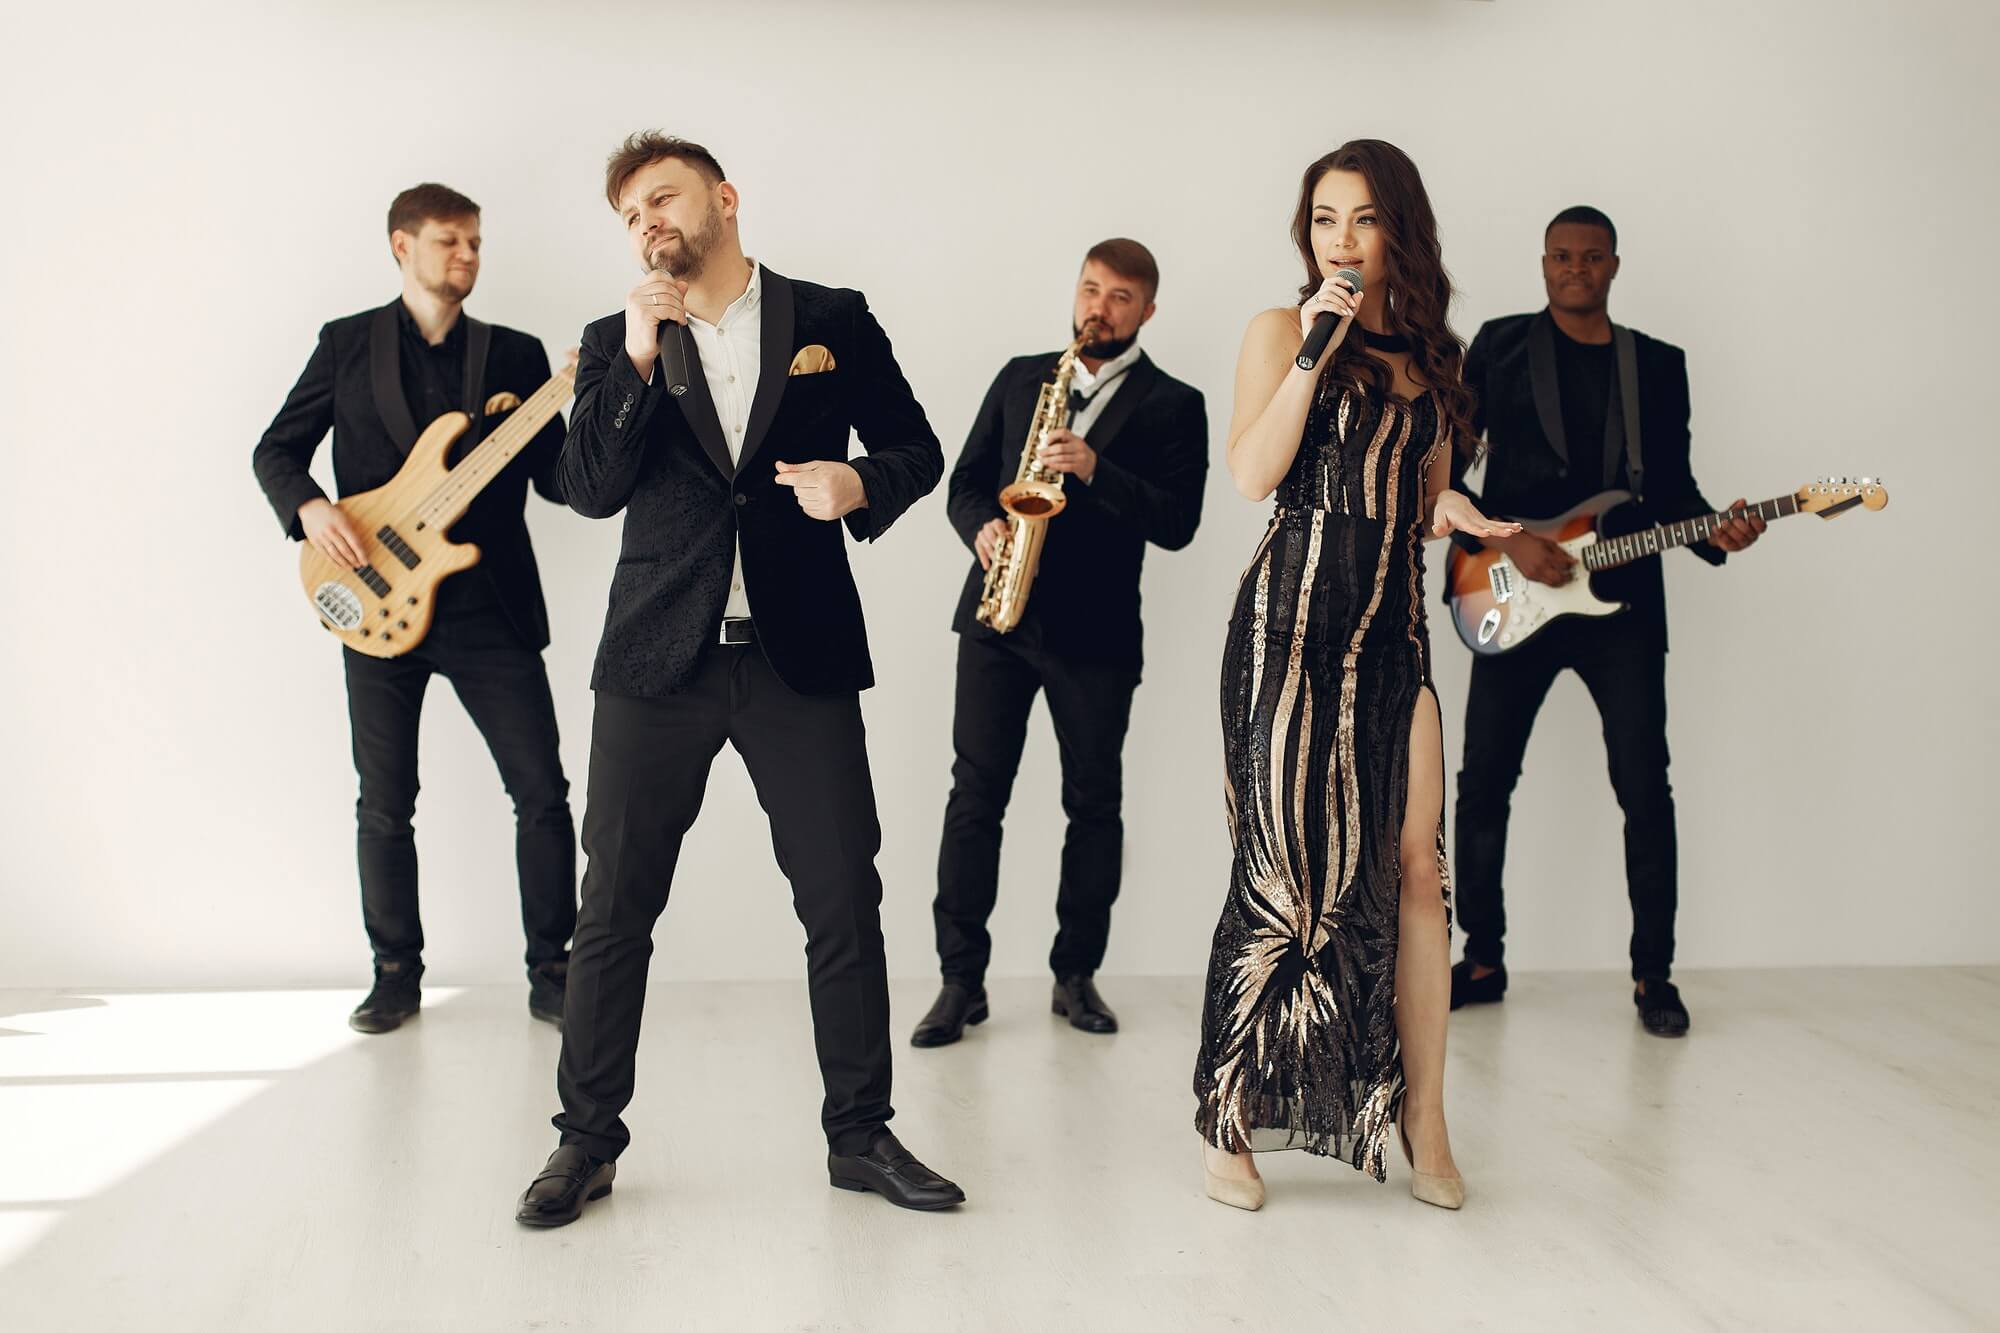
[{"xmin": 1551, "ymin": 322, "xmax": 1627, "ymax": 509}]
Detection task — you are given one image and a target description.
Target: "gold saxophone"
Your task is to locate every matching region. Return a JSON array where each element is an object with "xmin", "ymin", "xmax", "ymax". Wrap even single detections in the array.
[{"xmin": 975, "ymin": 327, "xmax": 1094, "ymax": 633}]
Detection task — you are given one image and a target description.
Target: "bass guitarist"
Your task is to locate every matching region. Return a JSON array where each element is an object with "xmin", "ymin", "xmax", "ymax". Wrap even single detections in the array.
[
  {"xmin": 251, "ymin": 183, "xmax": 576, "ymax": 1035},
  {"xmin": 1447, "ymin": 205, "xmax": 1762, "ymax": 1036}
]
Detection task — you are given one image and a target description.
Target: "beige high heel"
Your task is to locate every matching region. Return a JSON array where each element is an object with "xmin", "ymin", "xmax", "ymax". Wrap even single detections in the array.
[
  {"xmin": 1398, "ymin": 1125, "xmax": 1465, "ymax": 1210},
  {"xmin": 1201, "ymin": 1145, "xmax": 1266, "ymax": 1211}
]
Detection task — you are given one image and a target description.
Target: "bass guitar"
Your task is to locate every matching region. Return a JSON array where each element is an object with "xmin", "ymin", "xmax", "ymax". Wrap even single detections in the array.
[{"xmin": 299, "ymin": 367, "xmax": 574, "ymax": 657}]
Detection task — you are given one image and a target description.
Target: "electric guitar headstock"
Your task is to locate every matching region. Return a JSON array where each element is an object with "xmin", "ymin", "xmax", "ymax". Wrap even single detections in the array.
[{"xmin": 1795, "ymin": 476, "xmax": 1889, "ymax": 518}]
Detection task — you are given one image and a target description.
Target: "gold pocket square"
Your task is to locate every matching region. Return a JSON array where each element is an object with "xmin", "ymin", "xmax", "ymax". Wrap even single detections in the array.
[
  {"xmin": 483, "ymin": 391, "xmax": 523, "ymax": 414},
  {"xmin": 788, "ymin": 345, "xmax": 836, "ymax": 376}
]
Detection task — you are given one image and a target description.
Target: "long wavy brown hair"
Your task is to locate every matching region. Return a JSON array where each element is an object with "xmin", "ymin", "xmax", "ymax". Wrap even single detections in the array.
[{"xmin": 1291, "ymin": 140, "xmax": 1477, "ymax": 458}]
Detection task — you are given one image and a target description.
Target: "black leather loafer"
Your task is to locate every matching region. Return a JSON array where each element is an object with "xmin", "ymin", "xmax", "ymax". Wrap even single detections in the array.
[
  {"xmin": 515, "ymin": 1145, "xmax": 616, "ymax": 1228},
  {"xmin": 911, "ymin": 982, "xmax": 988, "ymax": 1047},
  {"xmin": 827, "ymin": 1132, "xmax": 964, "ymax": 1210}
]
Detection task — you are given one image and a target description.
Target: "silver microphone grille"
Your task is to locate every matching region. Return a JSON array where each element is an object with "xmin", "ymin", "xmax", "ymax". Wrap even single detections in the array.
[{"xmin": 1335, "ymin": 266, "xmax": 1364, "ymax": 294}]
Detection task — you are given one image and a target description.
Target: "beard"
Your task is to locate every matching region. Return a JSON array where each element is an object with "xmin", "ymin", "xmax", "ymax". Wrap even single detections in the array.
[
  {"xmin": 1073, "ymin": 321, "xmax": 1135, "ymax": 360},
  {"xmin": 421, "ymin": 266, "xmax": 475, "ymax": 303},
  {"xmin": 650, "ymin": 199, "xmax": 726, "ymax": 279}
]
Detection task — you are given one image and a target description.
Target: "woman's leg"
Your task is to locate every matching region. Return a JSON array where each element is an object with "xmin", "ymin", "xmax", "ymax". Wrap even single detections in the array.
[{"xmin": 1395, "ymin": 686, "xmax": 1460, "ymax": 1180}]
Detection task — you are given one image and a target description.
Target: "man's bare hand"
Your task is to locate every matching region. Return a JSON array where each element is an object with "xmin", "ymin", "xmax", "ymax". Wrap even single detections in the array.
[{"xmin": 299, "ymin": 497, "xmax": 366, "ymax": 568}]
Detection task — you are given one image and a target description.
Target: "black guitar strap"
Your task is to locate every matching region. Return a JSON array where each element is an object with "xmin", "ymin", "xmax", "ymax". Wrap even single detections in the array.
[
  {"xmin": 1606, "ymin": 323, "xmax": 1644, "ymax": 497},
  {"xmin": 461, "ymin": 315, "xmax": 492, "ymax": 442}
]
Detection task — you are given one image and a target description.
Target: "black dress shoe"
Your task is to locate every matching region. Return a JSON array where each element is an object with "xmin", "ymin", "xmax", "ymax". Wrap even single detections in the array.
[
  {"xmin": 516, "ymin": 1145, "xmax": 616, "ymax": 1228},
  {"xmin": 827, "ymin": 1132, "xmax": 964, "ymax": 1210},
  {"xmin": 528, "ymin": 961, "xmax": 566, "ymax": 1028},
  {"xmin": 1051, "ymin": 974, "xmax": 1118, "ymax": 1034},
  {"xmin": 910, "ymin": 982, "xmax": 988, "ymax": 1047},
  {"xmin": 1635, "ymin": 979, "xmax": 1690, "ymax": 1037},
  {"xmin": 1449, "ymin": 959, "xmax": 1507, "ymax": 1011},
  {"xmin": 348, "ymin": 962, "xmax": 422, "ymax": 1034}
]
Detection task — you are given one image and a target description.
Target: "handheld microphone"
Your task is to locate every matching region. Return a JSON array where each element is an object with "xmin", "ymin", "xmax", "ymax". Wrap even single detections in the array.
[
  {"xmin": 1294, "ymin": 266, "xmax": 1365, "ymax": 372},
  {"xmin": 651, "ymin": 258, "xmax": 691, "ymax": 398}
]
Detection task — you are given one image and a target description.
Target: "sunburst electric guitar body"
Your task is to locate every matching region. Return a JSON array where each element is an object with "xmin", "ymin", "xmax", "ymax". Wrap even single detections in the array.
[{"xmin": 1445, "ymin": 477, "xmax": 1888, "ymax": 655}]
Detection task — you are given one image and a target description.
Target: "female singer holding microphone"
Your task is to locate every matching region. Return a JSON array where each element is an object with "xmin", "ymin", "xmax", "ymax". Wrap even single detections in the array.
[{"xmin": 1192, "ymin": 141, "xmax": 1518, "ymax": 1212}]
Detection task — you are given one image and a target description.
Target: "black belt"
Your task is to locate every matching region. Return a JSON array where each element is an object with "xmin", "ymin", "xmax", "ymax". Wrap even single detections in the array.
[{"xmin": 719, "ymin": 617, "xmax": 756, "ymax": 646}]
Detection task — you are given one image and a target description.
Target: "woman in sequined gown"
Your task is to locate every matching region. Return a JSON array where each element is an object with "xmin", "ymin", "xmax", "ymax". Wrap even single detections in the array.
[{"xmin": 1192, "ymin": 142, "xmax": 1520, "ymax": 1211}]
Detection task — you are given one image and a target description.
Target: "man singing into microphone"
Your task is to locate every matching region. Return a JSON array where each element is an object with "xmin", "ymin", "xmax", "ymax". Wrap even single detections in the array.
[
  {"xmin": 514, "ymin": 133, "xmax": 960, "ymax": 1226},
  {"xmin": 1448, "ymin": 206, "xmax": 1763, "ymax": 1036},
  {"xmin": 912, "ymin": 239, "xmax": 1207, "ymax": 1047}
]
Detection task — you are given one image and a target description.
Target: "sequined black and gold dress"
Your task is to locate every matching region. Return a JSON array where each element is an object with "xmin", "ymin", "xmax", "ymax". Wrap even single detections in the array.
[{"xmin": 1193, "ymin": 373, "xmax": 1452, "ymax": 1180}]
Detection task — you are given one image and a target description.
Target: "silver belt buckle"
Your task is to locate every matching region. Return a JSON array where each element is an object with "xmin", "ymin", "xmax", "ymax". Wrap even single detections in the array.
[{"xmin": 719, "ymin": 617, "xmax": 754, "ymax": 645}]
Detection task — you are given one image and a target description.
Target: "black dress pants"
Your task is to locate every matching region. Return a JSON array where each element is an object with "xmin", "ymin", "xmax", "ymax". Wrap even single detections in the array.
[
  {"xmin": 1452, "ymin": 615, "xmax": 1679, "ymax": 981},
  {"xmin": 340, "ymin": 605, "xmax": 576, "ymax": 973},
  {"xmin": 554, "ymin": 643, "xmax": 893, "ymax": 1159},
  {"xmin": 933, "ymin": 633, "xmax": 1140, "ymax": 987}
]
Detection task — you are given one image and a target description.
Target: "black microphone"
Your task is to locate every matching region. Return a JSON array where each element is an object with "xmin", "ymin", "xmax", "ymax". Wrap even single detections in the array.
[
  {"xmin": 1294, "ymin": 266, "xmax": 1365, "ymax": 371},
  {"xmin": 651, "ymin": 259, "xmax": 691, "ymax": 398}
]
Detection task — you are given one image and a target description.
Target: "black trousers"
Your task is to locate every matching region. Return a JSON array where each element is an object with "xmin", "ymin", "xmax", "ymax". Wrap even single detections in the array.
[
  {"xmin": 341, "ymin": 606, "xmax": 576, "ymax": 973},
  {"xmin": 1452, "ymin": 615, "xmax": 1678, "ymax": 981},
  {"xmin": 933, "ymin": 633, "xmax": 1140, "ymax": 987},
  {"xmin": 555, "ymin": 644, "xmax": 893, "ymax": 1159}
]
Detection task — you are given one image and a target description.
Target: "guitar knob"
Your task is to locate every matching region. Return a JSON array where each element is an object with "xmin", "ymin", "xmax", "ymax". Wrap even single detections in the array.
[{"xmin": 397, "ymin": 620, "xmax": 409, "ymax": 629}]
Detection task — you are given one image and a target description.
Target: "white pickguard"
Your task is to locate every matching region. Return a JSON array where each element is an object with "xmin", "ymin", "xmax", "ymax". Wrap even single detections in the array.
[{"xmin": 1483, "ymin": 534, "xmax": 1624, "ymax": 650}]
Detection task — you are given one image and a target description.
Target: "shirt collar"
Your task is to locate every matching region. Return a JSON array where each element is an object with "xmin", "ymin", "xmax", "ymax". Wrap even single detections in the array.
[
  {"xmin": 396, "ymin": 298, "xmax": 465, "ymax": 350},
  {"xmin": 1072, "ymin": 338, "xmax": 1143, "ymax": 397},
  {"xmin": 699, "ymin": 260, "xmax": 762, "ymax": 331}
]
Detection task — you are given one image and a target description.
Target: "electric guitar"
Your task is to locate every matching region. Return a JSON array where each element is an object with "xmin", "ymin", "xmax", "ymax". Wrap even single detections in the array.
[
  {"xmin": 1446, "ymin": 477, "xmax": 1888, "ymax": 656},
  {"xmin": 298, "ymin": 367, "xmax": 575, "ymax": 657}
]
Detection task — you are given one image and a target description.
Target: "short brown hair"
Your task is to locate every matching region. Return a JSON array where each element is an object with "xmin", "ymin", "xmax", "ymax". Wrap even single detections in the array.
[
  {"xmin": 1082, "ymin": 238, "xmax": 1159, "ymax": 300},
  {"xmin": 604, "ymin": 131, "xmax": 726, "ymax": 210},
  {"xmin": 386, "ymin": 183, "xmax": 479, "ymax": 240}
]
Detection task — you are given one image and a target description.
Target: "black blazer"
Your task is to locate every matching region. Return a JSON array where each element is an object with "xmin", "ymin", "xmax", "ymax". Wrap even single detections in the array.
[
  {"xmin": 251, "ymin": 301, "xmax": 568, "ymax": 649},
  {"xmin": 1453, "ymin": 310, "xmax": 1723, "ymax": 649},
  {"xmin": 561, "ymin": 267, "xmax": 943, "ymax": 698},
  {"xmin": 946, "ymin": 351, "xmax": 1207, "ymax": 668}
]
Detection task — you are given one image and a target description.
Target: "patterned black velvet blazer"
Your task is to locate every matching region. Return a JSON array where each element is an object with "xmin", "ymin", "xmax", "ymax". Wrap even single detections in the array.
[{"xmin": 561, "ymin": 267, "xmax": 943, "ymax": 698}]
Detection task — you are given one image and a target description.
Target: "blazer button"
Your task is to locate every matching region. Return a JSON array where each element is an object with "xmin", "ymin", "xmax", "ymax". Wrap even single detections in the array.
[
  {"xmin": 622, "ymin": 394, "xmax": 634, "ymax": 410},
  {"xmin": 734, "ymin": 493, "xmax": 748, "ymax": 507}
]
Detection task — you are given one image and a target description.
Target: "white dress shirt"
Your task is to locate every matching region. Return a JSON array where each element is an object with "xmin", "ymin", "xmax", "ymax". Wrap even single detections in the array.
[
  {"xmin": 683, "ymin": 261, "xmax": 763, "ymax": 619},
  {"xmin": 1066, "ymin": 339, "xmax": 1144, "ymax": 481}
]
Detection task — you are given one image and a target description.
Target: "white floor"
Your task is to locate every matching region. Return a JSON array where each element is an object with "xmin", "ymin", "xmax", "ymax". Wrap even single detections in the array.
[{"xmin": 0, "ymin": 969, "xmax": 1994, "ymax": 1332}]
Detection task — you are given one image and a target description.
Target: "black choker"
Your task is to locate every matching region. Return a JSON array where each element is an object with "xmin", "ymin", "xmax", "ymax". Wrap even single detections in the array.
[{"xmin": 1359, "ymin": 326, "xmax": 1410, "ymax": 353}]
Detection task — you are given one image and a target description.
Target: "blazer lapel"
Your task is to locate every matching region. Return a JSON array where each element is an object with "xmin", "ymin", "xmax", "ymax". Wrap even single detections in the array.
[
  {"xmin": 670, "ymin": 333, "xmax": 735, "ymax": 480},
  {"xmin": 368, "ymin": 302, "xmax": 420, "ymax": 454},
  {"xmin": 735, "ymin": 266, "xmax": 795, "ymax": 477},
  {"xmin": 1526, "ymin": 309, "xmax": 1569, "ymax": 470},
  {"xmin": 1080, "ymin": 352, "xmax": 1158, "ymax": 456}
]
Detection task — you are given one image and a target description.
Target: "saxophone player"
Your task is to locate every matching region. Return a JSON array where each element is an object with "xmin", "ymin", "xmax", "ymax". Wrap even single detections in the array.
[{"xmin": 916, "ymin": 240, "xmax": 1209, "ymax": 1046}]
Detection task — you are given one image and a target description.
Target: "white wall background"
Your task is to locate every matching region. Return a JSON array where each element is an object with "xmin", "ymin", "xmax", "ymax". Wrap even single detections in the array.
[{"xmin": 1, "ymin": 0, "xmax": 1991, "ymax": 989}]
